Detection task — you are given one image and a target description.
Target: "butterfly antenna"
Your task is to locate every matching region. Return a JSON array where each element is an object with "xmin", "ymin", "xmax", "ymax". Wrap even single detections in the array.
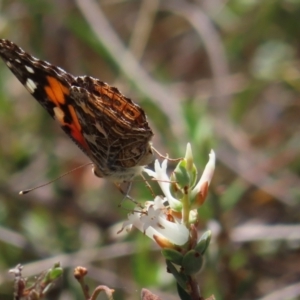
[
  {"xmin": 19, "ymin": 162, "xmax": 93, "ymax": 195},
  {"xmin": 151, "ymin": 146, "xmax": 182, "ymax": 162}
]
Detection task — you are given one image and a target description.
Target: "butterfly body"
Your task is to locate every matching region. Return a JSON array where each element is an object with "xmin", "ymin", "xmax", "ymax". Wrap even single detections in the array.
[{"xmin": 0, "ymin": 39, "xmax": 153, "ymax": 182}]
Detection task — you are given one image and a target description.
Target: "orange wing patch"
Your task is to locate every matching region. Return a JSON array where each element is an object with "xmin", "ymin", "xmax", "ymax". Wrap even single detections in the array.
[
  {"xmin": 67, "ymin": 104, "xmax": 90, "ymax": 151},
  {"xmin": 45, "ymin": 76, "xmax": 90, "ymax": 152},
  {"xmin": 45, "ymin": 76, "xmax": 69, "ymax": 106}
]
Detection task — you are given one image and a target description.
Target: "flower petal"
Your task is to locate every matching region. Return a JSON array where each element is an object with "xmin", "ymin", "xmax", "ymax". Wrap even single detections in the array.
[{"xmin": 192, "ymin": 150, "xmax": 215, "ymax": 194}]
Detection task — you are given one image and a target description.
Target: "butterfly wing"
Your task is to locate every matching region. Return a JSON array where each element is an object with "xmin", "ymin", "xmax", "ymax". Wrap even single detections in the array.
[
  {"xmin": 70, "ymin": 77, "xmax": 154, "ymax": 179},
  {"xmin": 0, "ymin": 39, "xmax": 91, "ymax": 155},
  {"xmin": 0, "ymin": 39, "xmax": 154, "ymax": 181}
]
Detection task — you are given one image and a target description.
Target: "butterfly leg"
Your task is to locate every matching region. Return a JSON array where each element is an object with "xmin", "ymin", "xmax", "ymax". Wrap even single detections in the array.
[
  {"xmin": 140, "ymin": 173, "xmax": 155, "ymax": 197},
  {"xmin": 115, "ymin": 181, "xmax": 136, "ymax": 204}
]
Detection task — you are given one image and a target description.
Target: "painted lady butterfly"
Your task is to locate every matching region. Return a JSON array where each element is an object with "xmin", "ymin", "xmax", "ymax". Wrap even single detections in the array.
[{"xmin": 0, "ymin": 39, "xmax": 154, "ymax": 184}]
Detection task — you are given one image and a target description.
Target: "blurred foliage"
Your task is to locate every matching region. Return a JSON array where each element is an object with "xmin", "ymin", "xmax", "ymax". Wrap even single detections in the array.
[{"xmin": 0, "ymin": 0, "xmax": 300, "ymax": 300}]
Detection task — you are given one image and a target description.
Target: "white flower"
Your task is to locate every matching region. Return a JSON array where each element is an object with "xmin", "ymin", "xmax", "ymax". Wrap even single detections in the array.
[
  {"xmin": 121, "ymin": 196, "xmax": 189, "ymax": 247},
  {"xmin": 121, "ymin": 145, "xmax": 216, "ymax": 248},
  {"xmin": 144, "ymin": 160, "xmax": 182, "ymax": 210}
]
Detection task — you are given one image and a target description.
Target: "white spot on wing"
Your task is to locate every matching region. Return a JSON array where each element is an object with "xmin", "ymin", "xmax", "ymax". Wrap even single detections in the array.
[
  {"xmin": 25, "ymin": 78, "xmax": 37, "ymax": 94},
  {"xmin": 6, "ymin": 61, "xmax": 12, "ymax": 68},
  {"xmin": 25, "ymin": 65, "xmax": 35, "ymax": 74},
  {"xmin": 15, "ymin": 59, "xmax": 21, "ymax": 63},
  {"xmin": 53, "ymin": 107, "xmax": 65, "ymax": 124}
]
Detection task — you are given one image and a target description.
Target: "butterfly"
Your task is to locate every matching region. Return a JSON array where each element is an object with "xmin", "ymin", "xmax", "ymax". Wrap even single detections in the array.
[{"xmin": 0, "ymin": 39, "xmax": 154, "ymax": 188}]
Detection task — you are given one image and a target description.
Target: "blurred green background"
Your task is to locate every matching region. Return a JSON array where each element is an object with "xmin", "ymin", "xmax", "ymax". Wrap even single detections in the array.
[{"xmin": 0, "ymin": 0, "xmax": 300, "ymax": 299}]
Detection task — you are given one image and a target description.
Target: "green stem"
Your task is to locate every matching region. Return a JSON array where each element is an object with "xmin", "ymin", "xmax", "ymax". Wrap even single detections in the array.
[{"xmin": 182, "ymin": 186, "xmax": 190, "ymax": 227}]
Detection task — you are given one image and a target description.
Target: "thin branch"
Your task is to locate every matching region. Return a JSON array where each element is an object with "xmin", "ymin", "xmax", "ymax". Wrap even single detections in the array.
[
  {"xmin": 127, "ymin": 0, "xmax": 159, "ymax": 60},
  {"xmin": 161, "ymin": 0, "xmax": 231, "ymax": 110},
  {"xmin": 74, "ymin": 0, "xmax": 184, "ymax": 136}
]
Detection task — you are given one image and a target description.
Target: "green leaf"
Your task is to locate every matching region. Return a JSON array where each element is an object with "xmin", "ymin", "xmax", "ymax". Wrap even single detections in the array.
[
  {"xmin": 166, "ymin": 260, "xmax": 188, "ymax": 291},
  {"xmin": 177, "ymin": 282, "xmax": 192, "ymax": 300},
  {"xmin": 161, "ymin": 249, "xmax": 183, "ymax": 265},
  {"xmin": 182, "ymin": 250, "xmax": 203, "ymax": 275},
  {"xmin": 173, "ymin": 160, "xmax": 190, "ymax": 189},
  {"xmin": 195, "ymin": 230, "xmax": 211, "ymax": 255}
]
